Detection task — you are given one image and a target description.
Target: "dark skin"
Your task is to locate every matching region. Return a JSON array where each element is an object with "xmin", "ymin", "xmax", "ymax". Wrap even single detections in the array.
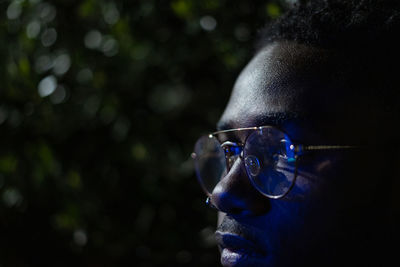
[{"xmin": 209, "ymin": 41, "xmax": 396, "ymax": 267}]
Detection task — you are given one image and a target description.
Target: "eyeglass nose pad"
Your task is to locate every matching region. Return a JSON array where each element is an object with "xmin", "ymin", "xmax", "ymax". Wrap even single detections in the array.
[{"xmin": 244, "ymin": 155, "xmax": 261, "ymax": 176}]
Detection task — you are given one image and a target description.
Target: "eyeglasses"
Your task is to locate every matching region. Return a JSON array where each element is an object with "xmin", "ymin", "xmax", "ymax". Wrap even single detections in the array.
[{"xmin": 192, "ymin": 126, "xmax": 356, "ymax": 199}]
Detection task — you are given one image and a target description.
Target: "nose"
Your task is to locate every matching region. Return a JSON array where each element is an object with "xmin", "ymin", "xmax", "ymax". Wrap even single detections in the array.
[{"xmin": 210, "ymin": 156, "xmax": 271, "ymax": 217}]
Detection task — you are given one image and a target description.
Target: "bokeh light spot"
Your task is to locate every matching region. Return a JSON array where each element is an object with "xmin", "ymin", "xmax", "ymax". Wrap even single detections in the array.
[
  {"xmin": 200, "ymin": 15, "xmax": 217, "ymax": 31},
  {"xmin": 171, "ymin": 0, "xmax": 192, "ymax": 19},
  {"xmin": 148, "ymin": 85, "xmax": 190, "ymax": 113},
  {"xmin": 2, "ymin": 188, "xmax": 23, "ymax": 208},
  {"xmin": 53, "ymin": 54, "xmax": 71, "ymax": 76},
  {"xmin": 50, "ymin": 85, "xmax": 67, "ymax": 104},
  {"xmin": 7, "ymin": 2, "xmax": 22, "ymax": 20},
  {"xmin": 266, "ymin": 3, "xmax": 281, "ymax": 19},
  {"xmin": 35, "ymin": 55, "xmax": 53, "ymax": 74},
  {"xmin": 41, "ymin": 28, "xmax": 57, "ymax": 47},
  {"xmin": 39, "ymin": 3, "xmax": 57, "ymax": 23},
  {"xmin": 73, "ymin": 229, "xmax": 88, "ymax": 246},
  {"xmin": 38, "ymin": 75, "xmax": 57, "ymax": 97},
  {"xmin": 101, "ymin": 37, "xmax": 119, "ymax": 57},
  {"xmin": 26, "ymin": 20, "xmax": 41, "ymax": 39},
  {"xmin": 131, "ymin": 143, "xmax": 148, "ymax": 161},
  {"xmin": 84, "ymin": 30, "xmax": 102, "ymax": 49},
  {"xmin": 0, "ymin": 155, "xmax": 18, "ymax": 173},
  {"xmin": 103, "ymin": 3, "xmax": 120, "ymax": 25}
]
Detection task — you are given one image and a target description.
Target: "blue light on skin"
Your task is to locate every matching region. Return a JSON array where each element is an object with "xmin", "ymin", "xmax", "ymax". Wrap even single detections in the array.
[{"xmin": 210, "ymin": 40, "xmax": 388, "ymax": 267}]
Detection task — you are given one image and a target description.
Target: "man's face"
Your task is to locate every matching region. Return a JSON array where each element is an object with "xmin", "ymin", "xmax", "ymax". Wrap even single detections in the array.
[{"xmin": 211, "ymin": 41, "xmax": 380, "ymax": 266}]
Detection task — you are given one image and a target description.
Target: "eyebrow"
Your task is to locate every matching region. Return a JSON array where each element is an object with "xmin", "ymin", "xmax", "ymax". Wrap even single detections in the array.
[{"xmin": 216, "ymin": 112, "xmax": 301, "ymax": 131}]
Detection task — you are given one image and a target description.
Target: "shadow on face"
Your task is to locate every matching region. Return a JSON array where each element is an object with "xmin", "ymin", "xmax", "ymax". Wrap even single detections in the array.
[{"xmin": 212, "ymin": 40, "xmax": 399, "ymax": 267}]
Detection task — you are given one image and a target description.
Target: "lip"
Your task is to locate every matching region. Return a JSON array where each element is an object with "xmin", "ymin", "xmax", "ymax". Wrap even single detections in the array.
[{"xmin": 215, "ymin": 231, "xmax": 268, "ymax": 267}]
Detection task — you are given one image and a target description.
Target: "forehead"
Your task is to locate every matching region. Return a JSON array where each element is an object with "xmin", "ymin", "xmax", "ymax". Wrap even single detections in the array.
[
  {"xmin": 219, "ymin": 41, "xmax": 330, "ymax": 127},
  {"xmin": 218, "ymin": 41, "xmax": 363, "ymax": 144}
]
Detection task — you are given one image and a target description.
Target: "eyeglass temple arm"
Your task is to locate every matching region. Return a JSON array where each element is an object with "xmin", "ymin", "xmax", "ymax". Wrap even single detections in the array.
[{"xmin": 295, "ymin": 145, "xmax": 358, "ymax": 155}]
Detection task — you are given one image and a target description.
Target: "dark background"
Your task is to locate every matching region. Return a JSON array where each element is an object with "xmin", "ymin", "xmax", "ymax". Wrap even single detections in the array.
[{"xmin": 0, "ymin": 0, "xmax": 288, "ymax": 266}]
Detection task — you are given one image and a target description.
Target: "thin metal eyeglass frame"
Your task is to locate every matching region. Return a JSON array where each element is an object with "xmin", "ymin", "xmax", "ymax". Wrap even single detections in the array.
[{"xmin": 192, "ymin": 125, "xmax": 357, "ymax": 199}]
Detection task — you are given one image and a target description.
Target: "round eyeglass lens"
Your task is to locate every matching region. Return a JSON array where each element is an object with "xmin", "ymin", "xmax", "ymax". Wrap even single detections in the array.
[
  {"xmin": 193, "ymin": 135, "xmax": 226, "ymax": 195},
  {"xmin": 243, "ymin": 127, "xmax": 297, "ymax": 198}
]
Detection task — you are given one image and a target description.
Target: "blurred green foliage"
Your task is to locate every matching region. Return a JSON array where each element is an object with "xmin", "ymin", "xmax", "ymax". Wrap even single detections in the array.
[{"xmin": 0, "ymin": 0, "xmax": 287, "ymax": 266}]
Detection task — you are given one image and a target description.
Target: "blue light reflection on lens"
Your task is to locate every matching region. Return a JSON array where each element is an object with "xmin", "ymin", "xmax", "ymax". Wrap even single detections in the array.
[
  {"xmin": 284, "ymin": 134, "xmax": 296, "ymax": 161},
  {"xmin": 230, "ymin": 146, "xmax": 242, "ymax": 156}
]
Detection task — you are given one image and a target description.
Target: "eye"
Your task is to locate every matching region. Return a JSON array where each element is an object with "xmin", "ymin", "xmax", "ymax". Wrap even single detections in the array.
[
  {"xmin": 230, "ymin": 146, "xmax": 242, "ymax": 156},
  {"xmin": 279, "ymin": 139, "xmax": 296, "ymax": 160},
  {"xmin": 221, "ymin": 144, "xmax": 243, "ymax": 169},
  {"xmin": 221, "ymin": 142, "xmax": 242, "ymax": 157}
]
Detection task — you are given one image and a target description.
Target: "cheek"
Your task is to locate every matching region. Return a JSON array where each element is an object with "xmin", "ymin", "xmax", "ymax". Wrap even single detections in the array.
[
  {"xmin": 288, "ymin": 155, "xmax": 369, "ymax": 226},
  {"xmin": 282, "ymin": 158, "xmax": 336, "ymax": 202},
  {"xmin": 294, "ymin": 156, "xmax": 353, "ymax": 194},
  {"xmin": 278, "ymin": 158, "xmax": 347, "ymax": 229}
]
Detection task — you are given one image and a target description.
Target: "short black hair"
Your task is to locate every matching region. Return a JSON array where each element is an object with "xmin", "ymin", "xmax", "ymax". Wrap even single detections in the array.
[
  {"xmin": 256, "ymin": 0, "xmax": 400, "ymax": 141},
  {"xmin": 257, "ymin": 0, "xmax": 400, "ymax": 51}
]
